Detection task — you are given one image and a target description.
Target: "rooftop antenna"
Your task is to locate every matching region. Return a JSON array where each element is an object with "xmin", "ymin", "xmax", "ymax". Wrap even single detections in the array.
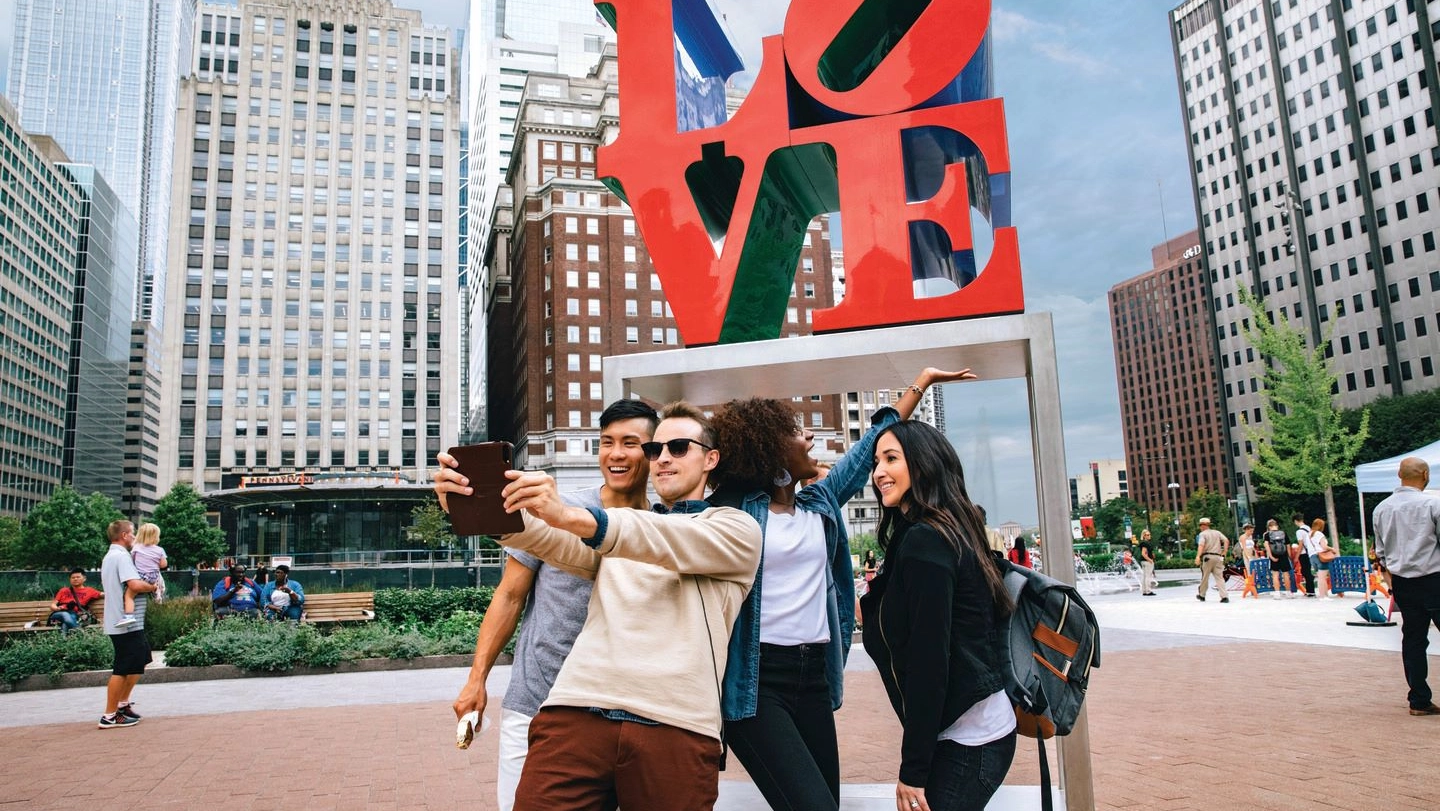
[{"xmin": 1158, "ymin": 179, "xmax": 1172, "ymax": 258}]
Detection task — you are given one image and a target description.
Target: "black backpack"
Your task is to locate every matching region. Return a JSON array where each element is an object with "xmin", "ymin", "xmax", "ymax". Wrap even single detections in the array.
[{"xmin": 997, "ymin": 561, "xmax": 1101, "ymax": 811}]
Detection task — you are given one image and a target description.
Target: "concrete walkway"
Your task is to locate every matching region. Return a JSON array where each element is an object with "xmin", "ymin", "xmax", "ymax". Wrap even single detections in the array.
[{"xmin": 1, "ymin": 582, "xmax": 1435, "ymax": 810}]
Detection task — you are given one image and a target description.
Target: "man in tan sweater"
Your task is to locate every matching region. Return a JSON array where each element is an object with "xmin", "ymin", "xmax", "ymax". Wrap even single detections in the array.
[{"xmin": 497, "ymin": 402, "xmax": 762, "ymax": 810}]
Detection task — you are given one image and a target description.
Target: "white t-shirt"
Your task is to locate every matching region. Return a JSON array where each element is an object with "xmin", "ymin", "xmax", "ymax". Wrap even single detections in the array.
[
  {"xmin": 268, "ymin": 588, "xmax": 292, "ymax": 609},
  {"xmin": 1298, "ymin": 526, "xmax": 1320, "ymax": 555},
  {"xmin": 757, "ymin": 507, "xmax": 830, "ymax": 646},
  {"xmin": 939, "ymin": 690, "xmax": 1017, "ymax": 745}
]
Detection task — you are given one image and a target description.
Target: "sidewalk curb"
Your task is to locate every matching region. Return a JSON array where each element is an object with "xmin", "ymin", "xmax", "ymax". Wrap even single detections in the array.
[{"xmin": 0, "ymin": 653, "xmax": 498, "ymax": 694}]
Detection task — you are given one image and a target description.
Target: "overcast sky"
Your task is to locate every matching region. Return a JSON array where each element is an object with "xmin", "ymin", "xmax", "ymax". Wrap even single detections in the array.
[{"xmin": 1, "ymin": 0, "xmax": 1196, "ymax": 526}]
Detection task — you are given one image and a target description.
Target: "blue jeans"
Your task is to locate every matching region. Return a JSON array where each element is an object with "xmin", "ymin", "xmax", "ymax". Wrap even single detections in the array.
[
  {"xmin": 266, "ymin": 605, "xmax": 302, "ymax": 621},
  {"xmin": 725, "ymin": 642, "xmax": 839, "ymax": 811},
  {"xmin": 48, "ymin": 611, "xmax": 78, "ymax": 631},
  {"xmin": 924, "ymin": 731, "xmax": 1017, "ymax": 811}
]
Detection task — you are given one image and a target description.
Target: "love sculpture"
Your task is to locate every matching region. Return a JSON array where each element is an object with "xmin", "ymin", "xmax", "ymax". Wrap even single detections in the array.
[{"xmin": 595, "ymin": 0, "xmax": 1023, "ymax": 345}]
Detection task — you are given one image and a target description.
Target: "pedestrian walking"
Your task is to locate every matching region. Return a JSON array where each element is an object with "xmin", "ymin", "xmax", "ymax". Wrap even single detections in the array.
[
  {"xmin": 1194, "ymin": 518, "xmax": 1230, "ymax": 602},
  {"xmin": 1371, "ymin": 457, "xmax": 1440, "ymax": 717}
]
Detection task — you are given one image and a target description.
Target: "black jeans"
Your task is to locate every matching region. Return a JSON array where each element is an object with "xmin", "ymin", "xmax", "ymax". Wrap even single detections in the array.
[
  {"xmin": 925, "ymin": 731, "xmax": 1017, "ymax": 811},
  {"xmin": 726, "ymin": 642, "xmax": 839, "ymax": 811},
  {"xmin": 1392, "ymin": 572, "xmax": 1440, "ymax": 709},
  {"xmin": 1297, "ymin": 552, "xmax": 1316, "ymax": 594}
]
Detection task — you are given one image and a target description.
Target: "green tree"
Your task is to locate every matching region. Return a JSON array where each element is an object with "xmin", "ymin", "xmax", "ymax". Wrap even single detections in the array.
[
  {"xmin": 1093, "ymin": 497, "xmax": 1144, "ymax": 544},
  {"xmin": 410, "ymin": 498, "xmax": 459, "ymax": 549},
  {"xmin": 151, "ymin": 483, "xmax": 227, "ymax": 569},
  {"xmin": 0, "ymin": 516, "xmax": 20, "ymax": 568},
  {"xmin": 11, "ymin": 486, "xmax": 123, "ymax": 569},
  {"xmin": 1240, "ymin": 290, "xmax": 1369, "ymax": 540},
  {"xmin": 1182, "ymin": 488, "xmax": 1234, "ymax": 543},
  {"xmin": 1069, "ymin": 496, "xmax": 1099, "ymax": 521}
]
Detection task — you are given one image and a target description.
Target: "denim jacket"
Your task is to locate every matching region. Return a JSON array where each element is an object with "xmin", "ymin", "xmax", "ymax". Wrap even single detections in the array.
[{"xmin": 712, "ymin": 406, "xmax": 901, "ymax": 721}]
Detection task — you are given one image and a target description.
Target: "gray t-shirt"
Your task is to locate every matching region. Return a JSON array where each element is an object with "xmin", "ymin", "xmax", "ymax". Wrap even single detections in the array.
[
  {"xmin": 101, "ymin": 543, "xmax": 146, "ymax": 634},
  {"xmin": 502, "ymin": 486, "xmax": 602, "ymax": 717}
]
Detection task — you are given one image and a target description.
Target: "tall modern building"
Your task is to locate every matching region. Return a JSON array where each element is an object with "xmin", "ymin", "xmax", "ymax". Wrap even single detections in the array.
[
  {"xmin": 486, "ymin": 52, "xmax": 846, "ymax": 492},
  {"xmin": 1110, "ymin": 231, "xmax": 1231, "ymax": 515},
  {"xmin": 0, "ymin": 98, "xmax": 80, "ymax": 518},
  {"xmin": 466, "ymin": 0, "xmax": 610, "ymax": 258},
  {"xmin": 1170, "ymin": 0, "xmax": 1440, "ymax": 496},
  {"xmin": 159, "ymin": 0, "xmax": 464, "ymax": 498},
  {"xmin": 6, "ymin": 0, "xmax": 196, "ymax": 327},
  {"xmin": 35, "ymin": 147, "xmax": 141, "ymax": 504}
]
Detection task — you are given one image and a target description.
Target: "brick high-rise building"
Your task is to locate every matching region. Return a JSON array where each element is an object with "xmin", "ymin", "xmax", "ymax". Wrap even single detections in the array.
[
  {"xmin": 1109, "ymin": 231, "xmax": 1231, "ymax": 517},
  {"xmin": 486, "ymin": 49, "xmax": 845, "ymax": 491},
  {"xmin": 1170, "ymin": 0, "xmax": 1440, "ymax": 496}
]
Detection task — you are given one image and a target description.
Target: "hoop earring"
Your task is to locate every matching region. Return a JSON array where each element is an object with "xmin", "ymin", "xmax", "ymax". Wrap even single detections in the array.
[{"xmin": 773, "ymin": 470, "xmax": 793, "ymax": 488}]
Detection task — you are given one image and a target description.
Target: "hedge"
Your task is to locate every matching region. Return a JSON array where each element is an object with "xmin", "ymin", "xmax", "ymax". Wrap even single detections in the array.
[{"xmin": 373, "ymin": 586, "xmax": 494, "ymax": 624}]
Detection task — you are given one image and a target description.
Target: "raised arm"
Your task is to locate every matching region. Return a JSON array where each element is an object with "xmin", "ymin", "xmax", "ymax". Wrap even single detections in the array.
[{"xmin": 820, "ymin": 368, "xmax": 978, "ymax": 506}]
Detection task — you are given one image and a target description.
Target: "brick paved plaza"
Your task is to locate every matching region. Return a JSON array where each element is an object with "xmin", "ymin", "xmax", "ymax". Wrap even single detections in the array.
[{"xmin": 2, "ymin": 586, "xmax": 1436, "ymax": 810}]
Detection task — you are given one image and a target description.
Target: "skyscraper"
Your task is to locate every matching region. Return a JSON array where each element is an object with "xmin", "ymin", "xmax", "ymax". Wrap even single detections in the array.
[
  {"xmin": 0, "ymin": 97, "xmax": 80, "ymax": 518},
  {"xmin": 6, "ymin": 0, "xmax": 196, "ymax": 326},
  {"xmin": 43, "ymin": 156, "xmax": 140, "ymax": 504},
  {"xmin": 159, "ymin": 0, "xmax": 463, "ymax": 494},
  {"xmin": 1170, "ymin": 0, "xmax": 1440, "ymax": 495},
  {"xmin": 1109, "ymin": 231, "xmax": 1231, "ymax": 514}
]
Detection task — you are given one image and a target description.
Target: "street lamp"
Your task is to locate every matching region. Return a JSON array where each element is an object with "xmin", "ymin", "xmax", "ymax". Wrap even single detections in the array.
[
  {"xmin": 1163, "ymin": 422, "xmax": 1181, "ymax": 550},
  {"xmin": 1167, "ymin": 481, "xmax": 1181, "ymax": 550}
]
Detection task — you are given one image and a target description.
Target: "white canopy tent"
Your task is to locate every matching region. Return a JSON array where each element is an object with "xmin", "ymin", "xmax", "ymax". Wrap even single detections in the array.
[{"xmin": 1354, "ymin": 439, "xmax": 1440, "ymax": 562}]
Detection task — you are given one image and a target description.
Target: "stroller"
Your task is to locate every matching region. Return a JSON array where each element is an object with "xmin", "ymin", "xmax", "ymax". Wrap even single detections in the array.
[{"xmin": 1223, "ymin": 560, "xmax": 1247, "ymax": 592}]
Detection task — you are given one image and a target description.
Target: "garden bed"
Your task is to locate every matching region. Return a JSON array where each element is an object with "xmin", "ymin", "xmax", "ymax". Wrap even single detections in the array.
[{"xmin": 0, "ymin": 587, "xmax": 501, "ymax": 690}]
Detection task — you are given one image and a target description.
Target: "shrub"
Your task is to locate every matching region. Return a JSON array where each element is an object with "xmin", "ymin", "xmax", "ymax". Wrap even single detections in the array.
[
  {"xmin": 373, "ymin": 586, "xmax": 494, "ymax": 624},
  {"xmin": 145, "ymin": 596, "xmax": 213, "ymax": 650},
  {"xmin": 0, "ymin": 626, "xmax": 113, "ymax": 684},
  {"xmin": 164, "ymin": 619, "xmax": 342, "ymax": 671}
]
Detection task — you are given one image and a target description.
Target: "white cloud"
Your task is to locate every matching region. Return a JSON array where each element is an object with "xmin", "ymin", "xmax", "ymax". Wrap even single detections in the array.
[
  {"xmin": 991, "ymin": 8, "xmax": 1056, "ymax": 41},
  {"xmin": 1032, "ymin": 41, "xmax": 1114, "ymax": 77}
]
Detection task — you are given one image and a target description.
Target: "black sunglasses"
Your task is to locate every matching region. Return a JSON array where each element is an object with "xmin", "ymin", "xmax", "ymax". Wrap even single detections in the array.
[{"xmin": 640, "ymin": 438, "xmax": 715, "ymax": 461}]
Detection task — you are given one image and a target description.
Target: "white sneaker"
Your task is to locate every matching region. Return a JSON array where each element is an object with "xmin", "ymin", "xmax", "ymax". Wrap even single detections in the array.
[{"xmin": 114, "ymin": 615, "xmax": 139, "ymax": 629}]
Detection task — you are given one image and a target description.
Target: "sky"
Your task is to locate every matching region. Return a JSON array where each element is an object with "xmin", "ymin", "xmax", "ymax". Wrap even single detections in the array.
[{"xmin": 0, "ymin": 0, "xmax": 1197, "ymax": 526}]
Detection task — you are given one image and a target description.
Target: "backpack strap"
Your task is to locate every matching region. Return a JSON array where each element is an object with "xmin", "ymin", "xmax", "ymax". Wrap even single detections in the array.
[{"xmin": 1038, "ymin": 733, "xmax": 1054, "ymax": 811}]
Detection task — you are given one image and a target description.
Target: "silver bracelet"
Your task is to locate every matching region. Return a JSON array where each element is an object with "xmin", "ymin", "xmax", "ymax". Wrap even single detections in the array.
[{"xmin": 905, "ymin": 384, "xmax": 923, "ymax": 396}]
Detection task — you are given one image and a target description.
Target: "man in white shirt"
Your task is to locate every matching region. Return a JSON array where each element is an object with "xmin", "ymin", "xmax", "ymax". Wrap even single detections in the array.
[{"xmin": 1371, "ymin": 457, "xmax": 1440, "ymax": 716}]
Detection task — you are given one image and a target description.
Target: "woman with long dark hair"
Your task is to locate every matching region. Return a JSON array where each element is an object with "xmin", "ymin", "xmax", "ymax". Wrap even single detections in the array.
[
  {"xmin": 708, "ymin": 368, "xmax": 974, "ymax": 811},
  {"xmin": 862, "ymin": 420, "xmax": 1015, "ymax": 811}
]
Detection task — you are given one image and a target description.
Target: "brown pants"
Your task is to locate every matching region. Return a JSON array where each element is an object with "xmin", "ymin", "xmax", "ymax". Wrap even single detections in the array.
[{"xmin": 513, "ymin": 706, "xmax": 722, "ymax": 811}]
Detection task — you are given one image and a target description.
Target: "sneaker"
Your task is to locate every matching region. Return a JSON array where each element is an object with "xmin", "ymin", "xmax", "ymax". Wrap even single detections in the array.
[
  {"xmin": 114, "ymin": 615, "xmax": 139, "ymax": 629},
  {"xmin": 98, "ymin": 713, "xmax": 139, "ymax": 729},
  {"xmin": 1220, "ymin": 597, "xmax": 1230, "ymax": 603},
  {"xmin": 1408, "ymin": 703, "xmax": 1440, "ymax": 716},
  {"xmin": 1196, "ymin": 595, "xmax": 1205, "ymax": 602},
  {"xmin": 117, "ymin": 703, "xmax": 141, "ymax": 720}
]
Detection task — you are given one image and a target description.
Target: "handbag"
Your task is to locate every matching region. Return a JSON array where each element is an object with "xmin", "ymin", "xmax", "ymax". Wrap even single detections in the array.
[{"xmin": 1318, "ymin": 547, "xmax": 1339, "ymax": 563}]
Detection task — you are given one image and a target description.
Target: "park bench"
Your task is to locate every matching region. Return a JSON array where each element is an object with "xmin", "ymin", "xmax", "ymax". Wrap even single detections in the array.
[
  {"xmin": 300, "ymin": 592, "xmax": 376, "ymax": 624},
  {"xmin": 0, "ymin": 598, "xmax": 106, "ymax": 634}
]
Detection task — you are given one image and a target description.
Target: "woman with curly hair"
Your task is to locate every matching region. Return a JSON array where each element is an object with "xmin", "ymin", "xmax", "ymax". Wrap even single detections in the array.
[
  {"xmin": 708, "ymin": 367, "xmax": 975, "ymax": 811},
  {"xmin": 863, "ymin": 420, "xmax": 1015, "ymax": 811}
]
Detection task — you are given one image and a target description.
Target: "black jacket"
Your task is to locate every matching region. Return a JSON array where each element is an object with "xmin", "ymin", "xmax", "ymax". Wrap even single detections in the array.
[{"xmin": 860, "ymin": 520, "xmax": 1007, "ymax": 787}]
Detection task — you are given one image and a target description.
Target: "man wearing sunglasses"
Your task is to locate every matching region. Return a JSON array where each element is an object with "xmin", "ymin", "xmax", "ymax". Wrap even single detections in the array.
[
  {"xmin": 495, "ymin": 401, "xmax": 762, "ymax": 811},
  {"xmin": 437, "ymin": 399, "xmax": 658, "ymax": 811}
]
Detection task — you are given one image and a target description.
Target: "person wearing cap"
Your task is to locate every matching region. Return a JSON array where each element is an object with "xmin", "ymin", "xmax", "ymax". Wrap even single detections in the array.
[
  {"xmin": 1192, "ymin": 517, "xmax": 1231, "ymax": 603},
  {"xmin": 260, "ymin": 565, "xmax": 305, "ymax": 621}
]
